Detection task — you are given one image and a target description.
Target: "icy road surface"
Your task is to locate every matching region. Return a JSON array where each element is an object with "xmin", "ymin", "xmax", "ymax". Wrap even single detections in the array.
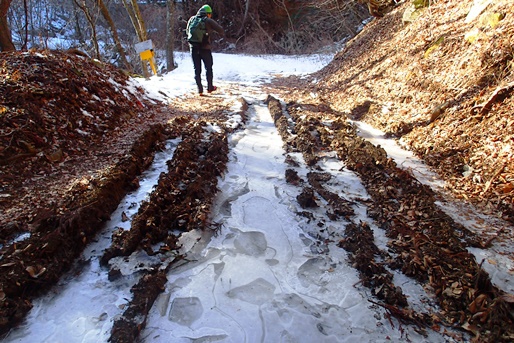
[
  {"xmin": 139, "ymin": 99, "xmax": 447, "ymax": 343},
  {"xmin": 5, "ymin": 51, "xmax": 512, "ymax": 342}
]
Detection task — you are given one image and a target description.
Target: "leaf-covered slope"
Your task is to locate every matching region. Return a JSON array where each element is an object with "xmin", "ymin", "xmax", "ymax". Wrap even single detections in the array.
[
  {"xmin": 311, "ymin": 0, "xmax": 514, "ymax": 223},
  {"xmin": 0, "ymin": 50, "xmax": 154, "ymax": 166},
  {"xmin": 0, "ymin": 50, "xmax": 164, "ymax": 236}
]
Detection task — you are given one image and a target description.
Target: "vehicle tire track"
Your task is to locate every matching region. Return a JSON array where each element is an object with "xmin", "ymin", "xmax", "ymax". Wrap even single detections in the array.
[
  {"xmin": 266, "ymin": 95, "xmax": 514, "ymax": 341},
  {"xmin": 103, "ymin": 107, "xmax": 245, "ymax": 342}
]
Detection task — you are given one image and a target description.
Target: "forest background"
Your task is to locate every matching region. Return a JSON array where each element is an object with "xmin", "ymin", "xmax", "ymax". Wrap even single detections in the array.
[{"xmin": 0, "ymin": 0, "xmax": 375, "ymax": 74}]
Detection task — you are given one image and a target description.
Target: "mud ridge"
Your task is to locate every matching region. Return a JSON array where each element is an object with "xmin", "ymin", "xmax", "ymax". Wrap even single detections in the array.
[
  {"xmin": 0, "ymin": 124, "xmax": 167, "ymax": 335},
  {"xmin": 268, "ymin": 95, "xmax": 417, "ymax": 323},
  {"xmin": 104, "ymin": 107, "xmax": 248, "ymax": 342},
  {"xmin": 340, "ymin": 221, "xmax": 408, "ymax": 307},
  {"xmin": 110, "ymin": 270, "xmax": 168, "ymax": 343},
  {"xmin": 331, "ymin": 123, "xmax": 514, "ymax": 341},
  {"xmin": 101, "ymin": 118, "xmax": 229, "ymax": 265}
]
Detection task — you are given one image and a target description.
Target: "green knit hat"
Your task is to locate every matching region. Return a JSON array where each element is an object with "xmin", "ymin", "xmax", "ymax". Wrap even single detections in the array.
[{"xmin": 201, "ymin": 5, "xmax": 212, "ymax": 14}]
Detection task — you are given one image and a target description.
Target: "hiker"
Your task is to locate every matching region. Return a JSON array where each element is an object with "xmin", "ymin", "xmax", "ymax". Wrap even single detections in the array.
[{"xmin": 186, "ymin": 4, "xmax": 224, "ymax": 96}]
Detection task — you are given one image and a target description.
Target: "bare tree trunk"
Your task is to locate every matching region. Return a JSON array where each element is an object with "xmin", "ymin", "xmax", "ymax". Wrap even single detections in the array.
[
  {"xmin": 165, "ymin": 0, "xmax": 175, "ymax": 72},
  {"xmin": 74, "ymin": 0, "xmax": 100, "ymax": 59},
  {"xmin": 122, "ymin": 0, "xmax": 150, "ymax": 76},
  {"xmin": 238, "ymin": 0, "xmax": 251, "ymax": 36},
  {"xmin": 121, "ymin": 0, "xmax": 143, "ymax": 41},
  {"xmin": 130, "ymin": 0, "xmax": 147, "ymax": 41},
  {"xmin": 0, "ymin": 0, "xmax": 9, "ymax": 17},
  {"xmin": 73, "ymin": 5, "xmax": 85, "ymax": 44},
  {"xmin": 121, "ymin": 0, "xmax": 147, "ymax": 43},
  {"xmin": 98, "ymin": 0, "xmax": 131, "ymax": 70},
  {"xmin": 21, "ymin": 0, "xmax": 27, "ymax": 50},
  {"xmin": 0, "ymin": 0, "xmax": 15, "ymax": 51}
]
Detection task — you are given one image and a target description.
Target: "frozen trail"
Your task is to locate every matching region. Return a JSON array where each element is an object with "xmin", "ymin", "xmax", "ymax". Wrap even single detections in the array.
[
  {"xmin": 2, "ymin": 92, "xmax": 455, "ymax": 343},
  {"xmin": 141, "ymin": 98, "xmax": 438, "ymax": 343},
  {"xmin": 7, "ymin": 52, "xmax": 511, "ymax": 342}
]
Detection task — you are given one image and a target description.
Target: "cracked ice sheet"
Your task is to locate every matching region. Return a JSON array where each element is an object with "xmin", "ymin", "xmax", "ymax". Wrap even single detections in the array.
[{"xmin": 142, "ymin": 99, "xmax": 444, "ymax": 343}]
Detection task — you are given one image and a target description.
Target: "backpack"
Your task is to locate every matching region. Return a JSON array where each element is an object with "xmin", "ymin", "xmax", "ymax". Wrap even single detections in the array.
[{"xmin": 187, "ymin": 16, "xmax": 206, "ymax": 44}]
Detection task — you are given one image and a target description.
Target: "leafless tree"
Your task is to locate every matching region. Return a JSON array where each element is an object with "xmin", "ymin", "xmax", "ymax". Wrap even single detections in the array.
[
  {"xmin": 0, "ymin": 0, "xmax": 15, "ymax": 51},
  {"xmin": 165, "ymin": 0, "xmax": 175, "ymax": 71},
  {"xmin": 98, "ymin": 0, "xmax": 131, "ymax": 70},
  {"xmin": 121, "ymin": 0, "xmax": 147, "ymax": 42},
  {"xmin": 2, "ymin": 0, "xmax": 370, "ymax": 57},
  {"xmin": 73, "ymin": 0, "xmax": 100, "ymax": 59},
  {"xmin": 20, "ymin": 0, "xmax": 28, "ymax": 49}
]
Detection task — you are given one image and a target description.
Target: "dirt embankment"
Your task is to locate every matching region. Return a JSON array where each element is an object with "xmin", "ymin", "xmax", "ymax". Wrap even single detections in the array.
[
  {"xmin": 283, "ymin": 0, "xmax": 514, "ymax": 224},
  {"xmin": 0, "ymin": 50, "xmax": 236, "ymax": 335}
]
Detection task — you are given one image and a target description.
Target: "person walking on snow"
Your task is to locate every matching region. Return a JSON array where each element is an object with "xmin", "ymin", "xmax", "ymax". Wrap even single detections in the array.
[{"xmin": 186, "ymin": 4, "xmax": 224, "ymax": 96}]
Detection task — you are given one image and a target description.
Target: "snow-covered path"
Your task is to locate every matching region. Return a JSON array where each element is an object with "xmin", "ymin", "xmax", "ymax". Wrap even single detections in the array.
[
  {"xmin": 4, "ymin": 94, "xmax": 445, "ymax": 343},
  {"xmin": 3, "ymin": 141, "xmax": 182, "ymax": 342},
  {"xmin": 140, "ymin": 98, "xmax": 445, "ymax": 342},
  {"xmin": 4, "ymin": 53, "xmax": 513, "ymax": 343}
]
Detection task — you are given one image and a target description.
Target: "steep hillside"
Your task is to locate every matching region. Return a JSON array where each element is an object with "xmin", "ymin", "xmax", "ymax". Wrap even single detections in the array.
[{"xmin": 286, "ymin": 0, "xmax": 513, "ymax": 224}]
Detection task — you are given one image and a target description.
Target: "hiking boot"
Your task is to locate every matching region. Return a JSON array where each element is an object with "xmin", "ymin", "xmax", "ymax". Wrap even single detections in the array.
[
  {"xmin": 207, "ymin": 86, "xmax": 217, "ymax": 93},
  {"xmin": 199, "ymin": 92, "xmax": 204, "ymax": 97}
]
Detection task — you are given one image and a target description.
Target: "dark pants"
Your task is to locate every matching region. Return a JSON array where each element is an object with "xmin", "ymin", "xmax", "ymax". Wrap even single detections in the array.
[{"xmin": 191, "ymin": 46, "xmax": 214, "ymax": 93}]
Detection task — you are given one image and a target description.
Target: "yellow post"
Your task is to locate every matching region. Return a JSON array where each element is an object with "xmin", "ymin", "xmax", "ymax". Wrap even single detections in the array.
[
  {"xmin": 135, "ymin": 40, "xmax": 157, "ymax": 77},
  {"xmin": 139, "ymin": 49, "xmax": 157, "ymax": 75}
]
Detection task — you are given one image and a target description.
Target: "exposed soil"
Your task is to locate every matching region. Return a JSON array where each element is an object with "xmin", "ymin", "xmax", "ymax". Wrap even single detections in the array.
[{"xmin": 1, "ymin": 0, "xmax": 514, "ymax": 341}]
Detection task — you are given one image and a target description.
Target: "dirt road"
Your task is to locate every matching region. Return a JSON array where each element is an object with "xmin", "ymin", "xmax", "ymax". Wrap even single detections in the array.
[{"xmin": 2, "ymin": 83, "xmax": 513, "ymax": 342}]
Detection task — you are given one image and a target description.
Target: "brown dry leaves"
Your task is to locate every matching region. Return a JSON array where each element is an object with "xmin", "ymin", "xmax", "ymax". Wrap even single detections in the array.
[
  {"xmin": 299, "ymin": 0, "xmax": 514, "ymax": 224},
  {"xmin": 0, "ymin": 50, "xmax": 165, "ymax": 239}
]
